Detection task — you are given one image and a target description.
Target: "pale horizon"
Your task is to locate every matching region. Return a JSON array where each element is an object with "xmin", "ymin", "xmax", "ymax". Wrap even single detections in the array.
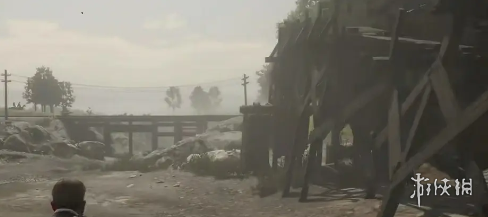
[{"xmin": 0, "ymin": 0, "xmax": 296, "ymax": 114}]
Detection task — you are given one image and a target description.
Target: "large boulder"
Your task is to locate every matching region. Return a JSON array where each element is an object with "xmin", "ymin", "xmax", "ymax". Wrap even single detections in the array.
[
  {"xmin": 141, "ymin": 137, "xmax": 209, "ymax": 168},
  {"xmin": 26, "ymin": 125, "xmax": 51, "ymax": 143},
  {"xmin": 50, "ymin": 141, "xmax": 79, "ymax": 158},
  {"xmin": 2, "ymin": 134, "xmax": 32, "ymax": 153},
  {"xmin": 183, "ymin": 149, "xmax": 241, "ymax": 176},
  {"xmin": 75, "ymin": 141, "xmax": 109, "ymax": 160},
  {"xmin": 11, "ymin": 121, "xmax": 31, "ymax": 130},
  {"xmin": 31, "ymin": 143, "xmax": 54, "ymax": 155}
]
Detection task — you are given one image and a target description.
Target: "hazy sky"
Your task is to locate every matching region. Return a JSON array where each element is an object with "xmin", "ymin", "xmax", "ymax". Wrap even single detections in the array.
[{"xmin": 0, "ymin": 0, "xmax": 296, "ymax": 114}]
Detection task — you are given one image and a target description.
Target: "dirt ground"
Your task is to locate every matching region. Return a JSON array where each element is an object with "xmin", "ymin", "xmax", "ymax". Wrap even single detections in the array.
[{"xmin": 0, "ymin": 151, "xmax": 476, "ymax": 217}]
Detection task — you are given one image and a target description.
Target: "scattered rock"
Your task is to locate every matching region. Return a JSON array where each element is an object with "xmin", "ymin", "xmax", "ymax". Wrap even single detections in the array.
[
  {"xmin": 126, "ymin": 184, "xmax": 134, "ymax": 188},
  {"xmin": 50, "ymin": 142, "xmax": 79, "ymax": 158},
  {"xmin": 76, "ymin": 141, "xmax": 108, "ymax": 160},
  {"xmin": 26, "ymin": 125, "xmax": 51, "ymax": 143},
  {"xmin": 2, "ymin": 134, "xmax": 32, "ymax": 153},
  {"xmin": 173, "ymin": 183, "xmax": 180, "ymax": 187},
  {"xmin": 156, "ymin": 180, "xmax": 164, "ymax": 183},
  {"xmin": 129, "ymin": 175, "xmax": 137, "ymax": 178}
]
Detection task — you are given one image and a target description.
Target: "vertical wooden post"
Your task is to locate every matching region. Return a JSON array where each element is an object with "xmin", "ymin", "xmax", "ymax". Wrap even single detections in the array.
[
  {"xmin": 196, "ymin": 120, "xmax": 206, "ymax": 133},
  {"xmin": 174, "ymin": 121, "xmax": 183, "ymax": 143},
  {"xmin": 152, "ymin": 121, "xmax": 158, "ymax": 151},
  {"xmin": 327, "ymin": 127, "xmax": 341, "ymax": 164},
  {"xmin": 1, "ymin": 70, "xmax": 11, "ymax": 120},
  {"xmin": 103, "ymin": 122, "xmax": 111, "ymax": 147},
  {"xmin": 128, "ymin": 121, "xmax": 133, "ymax": 155}
]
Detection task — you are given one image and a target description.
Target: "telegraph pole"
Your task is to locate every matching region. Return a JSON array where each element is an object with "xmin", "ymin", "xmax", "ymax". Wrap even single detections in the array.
[
  {"xmin": 1, "ymin": 70, "xmax": 11, "ymax": 120},
  {"xmin": 241, "ymin": 74, "xmax": 249, "ymax": 105}
]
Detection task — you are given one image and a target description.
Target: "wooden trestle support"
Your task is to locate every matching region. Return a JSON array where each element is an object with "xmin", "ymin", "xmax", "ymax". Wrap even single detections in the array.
[
  {"xmin": 376, "ymin": 1, "xmax": 488, "ymax": 217},
  {"xmin": 264, "ymin": 0, "xmax": 488, "ymax": 216}
]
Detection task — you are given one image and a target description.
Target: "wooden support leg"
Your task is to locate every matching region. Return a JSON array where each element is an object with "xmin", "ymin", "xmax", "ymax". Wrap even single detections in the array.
[
  {"xmin": 174, "ymin": 122, "xmax": 183, "ymax": 144},
  {"xmin": 282, "ymin": 148, "xmax": 298, "ymax": 197},
  {"xmin": 365, "ymin": 132, "xmax": 379, "ymax": 199},
  {"xmin": 272, "ymin": 143, "xmax": 278, "ymax": 171},
  {"xmin": 282, "ymin": 116, "xmax": 309, "ymax": 197},
  {"xmin": 128, "ymin": 121, "xmax": 133, "ymax": 155},
  {"xmin": 329, "ymin": 126, "xmax": 341, "ymax": 165},
  {"xmin": 458, "ymin": 149, "xmax": 488, "ymax": 217},
  {"xmin": 315, "ymin": 142, "xmax": 323, "ymax": 168},
  {"xmin": 103, "ymin": 123, "xmax": 111, "ymax": 146},
  {"xmin": 299, "ymin": 139, "xmax": 321, "ymax": 202},
  {"xmin": 376, "ymin": 175, "xmax": 406, "ymax": 217},
  {"xmin": 351, "ymin": 124, "xmax": 377, "ymax": 199},
  {"xmin": 152, "ymin": 122, "xmax": 158, "ymax": 151}
]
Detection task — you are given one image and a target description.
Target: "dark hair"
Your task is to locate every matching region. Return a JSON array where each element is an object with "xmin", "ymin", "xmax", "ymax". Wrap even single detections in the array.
[{"xmin": 52, "ymin": 178, "xmax": 86, "ymax": 209}]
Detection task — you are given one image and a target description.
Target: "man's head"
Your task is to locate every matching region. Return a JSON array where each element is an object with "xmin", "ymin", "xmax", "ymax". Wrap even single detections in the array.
[{"xmin": 51, "ymin": 178, "xmax": 86, "ymax": 214}]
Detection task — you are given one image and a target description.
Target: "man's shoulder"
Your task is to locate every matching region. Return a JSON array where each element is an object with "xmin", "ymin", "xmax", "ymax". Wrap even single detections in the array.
[{"xmin": 53, "ymin": 208, "xmax": 80, "ymax": 217}]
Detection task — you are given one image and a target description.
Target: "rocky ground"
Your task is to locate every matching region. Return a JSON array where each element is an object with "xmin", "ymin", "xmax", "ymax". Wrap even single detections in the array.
[
  {"xmin": 0, "ymin": 116, "xmax": 479, "ymax": 217},
  {"xmin": 0, "ymin": 150, "xmax": 477, "ymax": 217}
]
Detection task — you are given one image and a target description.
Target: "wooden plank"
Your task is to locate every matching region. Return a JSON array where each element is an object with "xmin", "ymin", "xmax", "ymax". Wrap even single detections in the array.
[
  {"xmin": 390, "ymin": 88, "xmax": 488, "ymax": 189},
  {"xmin": 157, "ymin": 132, "xmax": 196, "ymax": 137},
  {"xmin": 265, "ymin": 57, "xmax": 278, "ymax": 63},
  {"xmin": 107, "ymin": 125, "xmax": 154, "ymax": 132},
  {"xmin": 309, "ymin": 82, "xmax": 388, "ymax": 143},
  {"xmin": 269, "ymin": 42, "xmax": 279, "ymax": 58},
  {"xmin": 400, "ymin": 85, "xmax": 432, "ymax": 163},
  {"xmin": 388, "ymin": 9, "xmax": 404, "ymax": 61},
  {"xmin": 87, "ymin": 122, "xmax": 197, "ymax": 127},
  {"xmin": 387, "ymin": 90, "xmax": 402, "ymax": 178},
  {"xmin": 58, "ymin": 115, "xmax": 237, "ymax": 122},
  {"xmin": 429, "ymin": 61, "xmax": 460, "ymax": 121},
  {"xmin": 374, "ymin": 75, "xmax": 429, "ymax": 148}
]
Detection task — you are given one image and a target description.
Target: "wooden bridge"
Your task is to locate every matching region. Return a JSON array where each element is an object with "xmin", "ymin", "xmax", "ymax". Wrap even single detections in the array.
[{"xmin": 9, "ymin": 115, "xmax": 238, "ymax": 154}]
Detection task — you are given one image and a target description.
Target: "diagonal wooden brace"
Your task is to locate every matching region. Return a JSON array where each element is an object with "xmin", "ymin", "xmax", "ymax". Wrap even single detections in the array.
[
  {"xmin": 308, "ymin": 82, "xmax": 388, "ymax": 143},
  {"xmin": 390, "ymin": 88, "xmax": 488, "ymax": 189}
]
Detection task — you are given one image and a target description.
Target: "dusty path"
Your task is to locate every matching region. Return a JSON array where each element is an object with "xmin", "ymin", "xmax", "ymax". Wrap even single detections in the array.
[{"xmin": 0, "ymin": 152, "xmax": 474, "ymax": 217}]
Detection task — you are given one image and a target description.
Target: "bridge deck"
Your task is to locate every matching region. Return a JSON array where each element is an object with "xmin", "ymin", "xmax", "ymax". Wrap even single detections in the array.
[{"xmin": 7, "ymin": 115, "xmax": 239, "ymax": 122}]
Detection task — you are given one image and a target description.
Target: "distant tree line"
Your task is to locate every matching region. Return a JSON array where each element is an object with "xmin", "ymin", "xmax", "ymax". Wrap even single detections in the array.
[
  {"xmin": 20, "ymin": 66, "xmax": 224, "ymax": 115},
  {"xmin": 164, "ymin": 86, "xmax": 222, "ymax": 114},
  {"xmin": 22, "ymin": 66, "xmax": 75, "ymax": 114}
]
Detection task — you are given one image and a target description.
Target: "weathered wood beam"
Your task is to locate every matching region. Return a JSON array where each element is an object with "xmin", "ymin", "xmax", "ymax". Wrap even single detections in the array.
[
  {"xmin": 128, "ymin": 121, "xmax": 133, "ymax": 155},
  {"xmin": 309, "ymin": 82, "xmax": 388, "ymax": 143},
  {"xmin": 390, "ymin": 87, "xmax": 488, "ymax": 189},
  {"xmin": 400, "ymin": 84, "xmax": 432, "ymax": 163},
  {"xmin": 265, "ymin": 57, "xmax": 278, "ymax": 63},
  {"xmin": 429, "ymin": 61, "xmax": 461, "ymax": 121},
  {"xmin": 388, "ymin": 9, "xmax": 404, "ymax": 61},
  {"xmin": 387, "ymin": 90, "xmax": 402, "ymax": 178},
  {"xmin": 152, "ymin": 122, "xmax": 159, "ymax": 151},
  {"xmin": 306, "ymin": 0, "xmax": 326, "ymax": 41},
  {"xmin": 58, "ymin": 115, "xmax": 236, "ymax": 122},
  {"xmin": 299, "ymin": 44, "xmax": 322, "ymax": 201},
  {"xmin": 374, "ymin": 75, "xmax": 429, "ymax": 148}
]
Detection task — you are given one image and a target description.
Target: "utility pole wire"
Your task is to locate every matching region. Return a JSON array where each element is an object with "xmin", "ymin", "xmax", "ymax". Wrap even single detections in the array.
[{"xmin": 9, "ymin": 74, "xmax": 242, "ymax": 89}]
